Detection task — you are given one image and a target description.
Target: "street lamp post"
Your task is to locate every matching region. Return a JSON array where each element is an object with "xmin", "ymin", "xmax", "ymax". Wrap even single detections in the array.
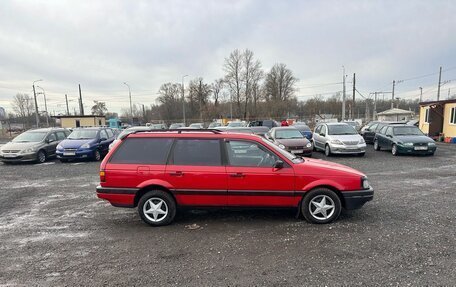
[
  {"xmin": 32, "ymin": 79, "xmax": 42, "ymax": 127},
  {"xmin": 182, "ymin": 75, "xmax": 188, "ymax": 126},
  {"xmin": 36, "ymin": 86, "xmax": 49, "ymax": 127},
  {"xmin": 123, "ymin": 82, "xmax": 133, "ymax": 125}
]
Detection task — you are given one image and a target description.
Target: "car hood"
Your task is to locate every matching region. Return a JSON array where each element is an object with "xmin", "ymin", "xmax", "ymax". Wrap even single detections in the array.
[
  {"xmin": 297, "ymin": 157, "xmax": 364, "ymax": 177},
  {"xmin": 327, "ymin": 134, "xmax": 362, "ymax": 142},
  {"xmin": 59, "ymin": 139, "xmax": 95, "ymax": 148},
  {"xmin": 276, "ymin": 138, "xmax": 310, "ymax": 146},
  {"xmin": 395, "ymin": 135, "xmax": 434, "ymax": 143},
  {"xmin": 1, "ymin": 141, "xmax": 42, "ymax": 151}
]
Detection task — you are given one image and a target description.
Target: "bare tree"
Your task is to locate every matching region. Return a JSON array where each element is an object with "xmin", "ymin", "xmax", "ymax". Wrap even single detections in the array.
[
  {"xmin": 188, "ymin": 77, "xmax": 211, "ymax": 122},
  {"xmin": 242, "ymin": 49, "xmax": 262, "ymax": 119},
  {"xmin": 91, "ymin": 101, "xmax": 108, "ymax": 116},
  {"xmin": 223, "ymin": 49, "xmax": 243, "ymax": 117},
  {"xmin": 11, "ymin": 93, "xmax": 34, "ymax": 127},
  {"xmin": 211, "ymin": 78, "xmax": 224, "ymax": 106},
  {"xmin": 156, "ymin": 82, "xmax": 183, "ymax": 123},
  {"xmin": 264, "ymin": 63, "xmax": 298, "ymax": 118}
]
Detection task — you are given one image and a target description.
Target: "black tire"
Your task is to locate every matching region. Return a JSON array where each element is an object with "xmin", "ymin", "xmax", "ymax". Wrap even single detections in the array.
[
  {"xmin": 324, "ymin": 144, "xmax": 331, "ymax": 157},
  {"xmin": 93, "ymin": 149, "xmax": 101, "ymax": 161},
  {"xmin": 138, "ymin": 190, "xmax": 176, "ymax": 226},
  {"xmin": 373, "ymin": 140, "xmax": 381, "ymax": 151},
  {"xmin": 36, "ymin": 150, "xmax": 46, "ymax": 163},
  {"xmin": 301, "ymin": 188, "xmax": 342, "ymax": 224},
  {"xmin": 391, "ymin": 144, "xmax": 398, "ymax": 156}
]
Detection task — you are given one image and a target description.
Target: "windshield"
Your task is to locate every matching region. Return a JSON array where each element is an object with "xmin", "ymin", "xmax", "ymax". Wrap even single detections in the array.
[
  {"xmin": 294, "ymin": 125, "xmax": 311, "ymax": 131},
  {"xmin": 68, "ymin": 129, "xmax": 98, "ymax": 139},
  {"xmin": 275, "ymin": 129, "xmax": 303, "ymax": 139},
  {"xmin": 209, "ymin": 122, "xmax": 221, "ymax": 128},
  {"xmin": 328, "ymin": 125, "xmax": 358, "ymax": 135},
  {"xmin": 393, "ymin": 126, "xmax": 424, "ymax": 136},
  {"xmin": 13, "ymin": 131, "xmax": 47, "ymax": 142},
  {"xmin": 228, "ymin": 122, "xmax": 243, "ymax": 127},
  {"xmin": 261, "ymin": 137, "xmax": 303, "ymax": 163}
]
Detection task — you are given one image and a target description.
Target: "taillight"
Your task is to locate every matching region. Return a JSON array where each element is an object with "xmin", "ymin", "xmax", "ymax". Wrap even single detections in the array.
[{"xmin": 100, "ymin": 170, "xmax": 106, "ymax": 182}]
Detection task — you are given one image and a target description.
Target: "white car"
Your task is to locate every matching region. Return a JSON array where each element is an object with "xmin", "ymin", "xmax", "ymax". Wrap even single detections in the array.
[{"xmin": 312, "ymin": 123, "xmax": 366, "ymax": 157}]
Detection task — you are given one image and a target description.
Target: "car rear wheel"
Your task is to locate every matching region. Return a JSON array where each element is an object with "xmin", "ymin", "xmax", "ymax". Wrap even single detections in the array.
[
  {"xmin": 93, "ymin": 149, "xmax": 101, "ymax": 161},
  {"xmin": 324, "ymin": 144, "xmax": 331, "ymax": 157},
  {"xmin": 301, "ymin": 188, "xmax": 342, "ymax": 224},
  {"xmin": 138, "ymin": 190, "xmax": 176, "ymax": 226},
  {"xmin": 36, "ymin": 150, "xmax": 46, "ymax": 163},
  {"xmin": 373, "ymin": 140, "xmax": 380, "ymax": 151},
  {"xmin": 391, "ymin": 144, "xmax": 398, "ymax": 156}
]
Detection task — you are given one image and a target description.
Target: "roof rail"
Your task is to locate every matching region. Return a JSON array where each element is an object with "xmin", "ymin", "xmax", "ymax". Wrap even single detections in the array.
[{"xmin": 131, "ymin": 129, "xmax": 221, "ymax": 135}]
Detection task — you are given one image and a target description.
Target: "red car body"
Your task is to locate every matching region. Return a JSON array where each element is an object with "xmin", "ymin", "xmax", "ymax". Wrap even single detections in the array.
[{"xmin": 97, "ymin": 131, "xmax": 373, "ymax": 225}]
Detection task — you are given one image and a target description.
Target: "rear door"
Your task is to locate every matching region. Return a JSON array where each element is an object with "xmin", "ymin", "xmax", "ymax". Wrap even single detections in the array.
[
  {"xmin": 45, "ymin": 132, "xmax": 58, "ymax": 156},
  {"xmin": 225, "ymin": 139, "xmax": 295, "ymax": 207},
  {"xmin": 164, "ymin": 138, "xmax": 227, "ymax": 206},
  {"xmin": 313, "ymin": 125, "xmax": 322, "ymax": 149}
]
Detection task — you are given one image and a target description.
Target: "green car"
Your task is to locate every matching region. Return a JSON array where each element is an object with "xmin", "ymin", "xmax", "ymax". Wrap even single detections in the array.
[{"xmin": 373, "ymin": 124, "xmax": 436, "ymax": 156}]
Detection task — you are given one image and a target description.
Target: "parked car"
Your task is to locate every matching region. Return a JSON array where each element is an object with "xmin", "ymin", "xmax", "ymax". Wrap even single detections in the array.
[
  {"xmin": 227, "ymin": 121, "xmax": 245, "ymax": 128},
  {"xmin": 374, "ymin": 124, "xmax": 437, "ymax": 156},
  {"xmin": 208, "ymin": 122, "xmax": 223, "ymax": 129},
  {"xmin": 96, "ymin": 130, "xmax": 374, "ymax": 226},
  {"xmin": 265, "ymin": 127, "xmax": 312, "ymax": 157},
  {"xmin": 109, "ymin": 126, "xmax": 153, "ymax": 150},
  {"xmin": 292, "ymin": 123, "xmax": 313, "ymax": 140},
  {"xmin": 169, "ymin": 123, "xmax": 185, "ymax": 129},
  {"xmin": 249, "ymin": 126, "xmax": 270, "ymax": 137},
  {"xmin": 188, "ymin": 123, "xmax": 205, "ymax": 129},
  {"xmin": 248, "ymin": 120, "xmax": 279, "ymax": 129},
  {"xmin": 362, "ymin": 121, "xmax": 403, "ymax": 144},
  {"xmin": 150, "ymin": 123, "xmax": 167, "ymax": 130},
  {"xmin": 0, "ymin": 128, "xmax": 70, "ymax": 163},
  {"xmin": 56, "ymin": 127, "xmax": 116, "ymax": 162},
  {"xmin": 343, "ymin": 121, "xmax": 361, "ymax": 132},
  {"xmin": 313, "ymin": 123, "xmax": 366, "ymax": 157}
]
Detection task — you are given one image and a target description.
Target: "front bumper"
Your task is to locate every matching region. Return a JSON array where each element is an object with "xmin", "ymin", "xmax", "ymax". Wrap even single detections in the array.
[
  {"xmin": 397, "ymin": 145, "xmax": 436, "ymax": 155},
  {"xmin": 56, "ymin": 149, "xmax": 95, "ymax": 159},
  {"xmin": 0, "ymin": 152, "xmax": 38, "ymax": 162},
  {"xmin": 329, "ymin": 143, "xmax": 366, "ymax": 154},
  {"xmin": 341, "ymin": 187, "xmax": 374, "ymax": 210}
]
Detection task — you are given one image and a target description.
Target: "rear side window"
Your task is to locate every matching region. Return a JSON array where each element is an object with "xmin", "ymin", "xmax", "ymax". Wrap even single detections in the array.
[
  {"xmin": 110, "ymin": 138, "xmax": 173, "ymax": 164},
  {"xmin": 106, "ymin": 129, "xmax": 113, "ymax": 138},
  {"xmin": 171, "ymin": 139, "xmax": 221, "ymax": 166}
]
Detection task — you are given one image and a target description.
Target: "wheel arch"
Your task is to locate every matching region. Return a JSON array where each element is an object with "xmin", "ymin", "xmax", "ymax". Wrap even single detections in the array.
[
  {"xmin": 300, "ymin": 184, "xmax": 346, "ymax": 209},
  {"xmin": 134, "ymin": 184, "xmax": 177, "ymax": 207}
]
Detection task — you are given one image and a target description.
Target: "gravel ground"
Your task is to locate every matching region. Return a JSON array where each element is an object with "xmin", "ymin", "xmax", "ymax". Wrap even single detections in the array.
[{"xmin": 0, "ymin": 143, "xmax": 455, "ymax": 286}]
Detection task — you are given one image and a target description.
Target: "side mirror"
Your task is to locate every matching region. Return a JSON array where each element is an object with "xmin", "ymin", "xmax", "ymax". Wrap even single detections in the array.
[
  {"xmin": 100, "ymin": 137, "xmax": 107, "ymax": 142},
  {"xmin": 386, "ymin": 134, "xmax": 392, "ymax": 138},
  {"xmin": 273, "ymin": 160, "xmax": 284, "ymax": 169},
  {"xmin": 319, "ymin": 132, "xmax": 325, "ymax": 136},
  {"xmin": 47, "ymin": 138, "xmax": 54, "ymax": 143}
]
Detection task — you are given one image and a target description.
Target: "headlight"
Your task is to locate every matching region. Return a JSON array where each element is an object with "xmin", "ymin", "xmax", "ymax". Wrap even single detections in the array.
[
  {"xmin": 358, "ymin": 138, "xmax": 365, "ymax": 144},
  {"xmin": 278, "ymin": 144, "xmax": 286, "ymax": 149},
  {"xmin": 403, "ymin": 142, "xmax": 413, "ymax": 146},
  {"xmin": 21, "ymin": 146, "xmax": 37, "ymax": 153},
  {"xmin": 80, "ymin": 143, "xmax": 91, "ymax": 149},
  {"xmin": 428, "ymin": 142, "xmax": 436, "ymax": 146},
  {"xmin": 306, "ymin": 142, "xmax": 312, "ymax": 148},
  {"xmin": 362, "ymin": 177, "xmax": 370, "ymax": 189},
  {"xmin": 330, "ymin": 139, "xmax": 343, "ymax": 145},
  {"xmin": 56, "ymin": 144, "xmax": 63, "ymax": 150}
]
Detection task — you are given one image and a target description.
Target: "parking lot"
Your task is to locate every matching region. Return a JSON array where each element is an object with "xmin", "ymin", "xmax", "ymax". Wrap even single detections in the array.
[{"xmin": 0, "ymin": 143, "xmax": 455, "ymax": 286}]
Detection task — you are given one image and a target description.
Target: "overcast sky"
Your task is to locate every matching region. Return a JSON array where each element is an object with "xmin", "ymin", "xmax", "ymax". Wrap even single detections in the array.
[{"xmin": 1, "ymin": 0, "xmax": 456, "ymax": 115}]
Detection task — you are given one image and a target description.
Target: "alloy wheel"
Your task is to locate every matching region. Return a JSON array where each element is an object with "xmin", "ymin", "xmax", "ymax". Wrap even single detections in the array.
[
  {"xmin": 392, "ymin": 144, "xmax": 397, "ymax": 156},
  {"xmin": 94, "ymin": 150, "xmax": 101, "ymax": 161},
  {"xmin": 309, "ymin": 195, "xmax": 335, "ymax": 221},
  {"xmin": 143, "ymin": 198, "xmax": 168, "ymax": 222},
  {"xmin": 37, "ymin": 151, "xmax": 46, "ymax": 163}
]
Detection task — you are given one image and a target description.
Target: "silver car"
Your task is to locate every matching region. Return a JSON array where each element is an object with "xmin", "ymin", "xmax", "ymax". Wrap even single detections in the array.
[
  {"xmin": 0, "ymin": 128, "xmax": 70, "ymax": 163},
  {"xmin": 313, "ymin": 123, "xmax": 366, "ymax": 157}
]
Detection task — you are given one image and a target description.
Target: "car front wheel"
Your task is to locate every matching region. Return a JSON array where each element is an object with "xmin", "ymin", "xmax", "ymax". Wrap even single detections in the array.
[
  {"xmin": 324, "ymin": 144, "xmax": 331, "ymax": 157},
  {"xmin": 93, "ymin": 149, "xmax": 101, "ymax": 161},
  {"xmin": 36, "ymin": 150, "xmax": 46, "ymax": 163},
  {"xmin": 138, "ymin": 190, "xmax": 176, "ymax": 226},
  {"xmin": 391, "ymin": 144, "xmax": 398, "ymax": 156},
  {"xmin": 374, "ymin": 140, "xmax": 380, "ymax": 151},
  {"xmin": 302, "ymin": 188, "xmax": 342, "ymax": 224}
]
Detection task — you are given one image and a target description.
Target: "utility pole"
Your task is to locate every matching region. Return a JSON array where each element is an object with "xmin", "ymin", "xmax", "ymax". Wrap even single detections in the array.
[
  {"xmin": 142, "ymin": 104, "xmax": 146, "ymax": 122},
  {"xmin": 351, "ymin": 73, "xmax": 355, "ymax": 120},
  {"xmin": 419, "ymin": 87, "xmax": 423, "ymax": 103},
  {"xmin": 437, "ymin": 66, "xmax": 442, "ymax": 101},
  {"xmin": 78, "ymin": 84, "xmax": 84, "ymax": 115},
  {"xmin": 391, "ymin": 80, "xmax": 395, "ymax": 109},
  {"xmin": 342, "ymin": 66, "xmax": 346, "ymax": 120},
  {"xmin": 32, "ymin": 79, "xmax": 42, "ymax": 127},
  {"xmin": 182, "ymin": 75, "xmax": 188, "ymax": 125},
  {"xmin": 65, "ymin": 94, "xmax": 70, "ymax": 115},
  {"xmin": 123, "ymin": 82, "xmax": 132, "ymax": 125},
  {"xmin": 373, "ymin": 92, "xmax": 377, "ymax": 120},
  {"xmin": 36, "ymin": 86, "xmax": 49, "ymax": 127},
  {"xmin": 448, "ymin": 88, "xmax": 451, "ymax": 100}
]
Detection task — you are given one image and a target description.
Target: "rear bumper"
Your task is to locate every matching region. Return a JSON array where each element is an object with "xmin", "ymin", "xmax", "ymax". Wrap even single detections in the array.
[
  {"xmin": 96, "ymin": 186, "xmax": 138, "ymax": 208},
  {"xmin": 341, "ymin": 187, "xmax": 374, "ymax": 210}
]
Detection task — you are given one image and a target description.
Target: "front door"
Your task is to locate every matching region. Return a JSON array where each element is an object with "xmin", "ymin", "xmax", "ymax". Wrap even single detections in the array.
[
  {"xmin": 165, "ymin": 138, "xmax": 227, "ymax": 206},
  {"xmin": 224, "ymin": 140, "xmax": 295, "ymax": 207}
]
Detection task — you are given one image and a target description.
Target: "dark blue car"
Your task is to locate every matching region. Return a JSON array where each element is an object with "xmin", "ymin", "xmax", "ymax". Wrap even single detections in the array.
[
  {"xmin": 292, "ymin": 124, "xmax": 313, "ymax": 140},
  {"xmin": 56, "ymin": 127, "xmax": 115, "ymax": 162}
]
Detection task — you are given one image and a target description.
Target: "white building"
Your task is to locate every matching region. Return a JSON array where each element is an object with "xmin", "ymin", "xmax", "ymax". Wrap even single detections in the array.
[{"xmin": 376, "ymin": 108, "xmax": 415, "ymax": 122}]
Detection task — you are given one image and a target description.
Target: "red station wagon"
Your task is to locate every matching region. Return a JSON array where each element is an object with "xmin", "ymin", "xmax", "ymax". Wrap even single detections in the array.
[{"xmin": 96, "ymin": 130, "xmax": 374, "ymax": 226}]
